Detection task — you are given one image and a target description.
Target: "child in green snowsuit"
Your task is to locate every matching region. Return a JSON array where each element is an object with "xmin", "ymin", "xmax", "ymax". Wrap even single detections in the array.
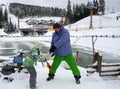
[{"xmin": 23, "ymin": 44, "xmax": 47, "ymax": 89}]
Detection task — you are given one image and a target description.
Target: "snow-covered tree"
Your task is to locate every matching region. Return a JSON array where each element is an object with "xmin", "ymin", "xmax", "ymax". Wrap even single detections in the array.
[
  {"xmin": 66, "ymin": 0, "xmax": 72, "ymax": 24},
  {"xmin": 3, "ymin": 7, "xmax": 8, "ymax": 22},
  {"xmin": 99, "ymin": 0, "xmax": 105, "ymax": 15},
  {"xmin": 0, "ymin": 7, "xmax": 3, "ymax": 28}
]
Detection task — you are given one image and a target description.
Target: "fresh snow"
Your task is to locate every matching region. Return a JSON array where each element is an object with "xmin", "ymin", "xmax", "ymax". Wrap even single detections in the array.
[
  {"xmin": 0, "ymin": 61, "xmax": 120, "ymax": 89},
  {"xmin": 0, "ymin": 0, "xmax": 120, "ymax": 89}
]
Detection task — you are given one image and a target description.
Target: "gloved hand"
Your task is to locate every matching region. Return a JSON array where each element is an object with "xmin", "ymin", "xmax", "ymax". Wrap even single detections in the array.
[
  {"xmin": 49, "ymin": 46, "xmax": 56, "ymax": 54},
  {"xmin": 51, "ymin": 52, "xmax": 55, "ymax": 57},
  {"xmin": 49, "ymin": 46, "xmax": 56, "ymax": 57}
]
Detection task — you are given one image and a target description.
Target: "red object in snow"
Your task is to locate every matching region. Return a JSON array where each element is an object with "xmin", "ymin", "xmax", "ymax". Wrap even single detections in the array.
[{"xmin": 47, "ymin": 62, "xmax": 52, "ymax": 70}]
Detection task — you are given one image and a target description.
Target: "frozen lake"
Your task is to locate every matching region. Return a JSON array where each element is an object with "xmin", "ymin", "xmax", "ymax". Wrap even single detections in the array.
[{"xmin": 0, "ymin": 41, "xmax": 120, "ymax": 67}]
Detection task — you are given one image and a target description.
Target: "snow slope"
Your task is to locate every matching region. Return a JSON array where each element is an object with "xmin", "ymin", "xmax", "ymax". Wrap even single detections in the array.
[{"xmin": 66, "ymin": 12, "xmax": 120, "ymax": 30}]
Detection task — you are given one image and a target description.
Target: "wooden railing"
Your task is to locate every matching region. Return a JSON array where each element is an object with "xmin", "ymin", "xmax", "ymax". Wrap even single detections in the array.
[{"xmin": 87, "ymin": 52, "xmax": 120, "ymax": 76}]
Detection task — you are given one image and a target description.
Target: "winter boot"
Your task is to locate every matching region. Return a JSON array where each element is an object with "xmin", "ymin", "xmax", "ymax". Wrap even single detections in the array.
[
  {"xmin": 74, "ymin": 75, "xmax": 81, "ymax": 84},
  {"xmin": 46, "ymin": 74, "xmax": 54, "ymax": 81}
]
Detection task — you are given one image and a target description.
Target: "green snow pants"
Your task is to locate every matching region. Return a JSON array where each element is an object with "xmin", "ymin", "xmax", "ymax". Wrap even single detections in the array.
[{"xmin": 49, "ymin": 54, "xmax": 80, "ymax": 76}]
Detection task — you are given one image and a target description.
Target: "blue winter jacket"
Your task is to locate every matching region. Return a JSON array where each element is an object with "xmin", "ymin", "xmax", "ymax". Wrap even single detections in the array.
[{"xmin": 51, "ymin": 27, "xmax": 72, "ymax": 56}]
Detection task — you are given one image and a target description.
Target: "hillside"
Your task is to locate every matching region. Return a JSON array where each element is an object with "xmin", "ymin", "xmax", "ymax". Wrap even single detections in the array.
[
  {"xmin": 0, "ymin": 0, "xmax": 120, "ymax": 13},
  {"xmin": 66, "ymin": 12, "xmax": 120, "ymax": 30}
]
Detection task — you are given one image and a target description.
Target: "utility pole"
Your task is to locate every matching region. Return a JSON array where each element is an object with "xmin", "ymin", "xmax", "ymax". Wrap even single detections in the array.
[{"xmin": 88, "ymin": 2, "xmax": 94, "ymax": 29}]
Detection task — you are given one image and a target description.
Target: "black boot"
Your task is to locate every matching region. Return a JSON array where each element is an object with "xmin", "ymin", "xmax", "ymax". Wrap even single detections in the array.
[
  {"xmin": 74, "ymin": 75, "xmax": 81, "ymax": 84},
  {"xmin": 46, "ymin": 74, "xmax": 54, "ymax": 81}
]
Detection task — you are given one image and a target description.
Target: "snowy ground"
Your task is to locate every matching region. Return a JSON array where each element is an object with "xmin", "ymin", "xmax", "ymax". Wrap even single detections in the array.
[{"xmin": 0, "ymin": 61, "xmax": 120, "ymax": 89}]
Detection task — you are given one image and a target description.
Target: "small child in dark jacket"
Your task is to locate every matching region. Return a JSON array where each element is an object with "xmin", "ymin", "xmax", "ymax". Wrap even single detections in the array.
[{"xmin": 13, "ymin": 49, "xmax": 24, "ymax": 73}]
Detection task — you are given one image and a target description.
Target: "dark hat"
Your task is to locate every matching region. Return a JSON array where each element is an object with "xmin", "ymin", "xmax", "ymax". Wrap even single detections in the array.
[{"xmin": 53, "ymin": 23, "xmax": 61, "ymax": 28}]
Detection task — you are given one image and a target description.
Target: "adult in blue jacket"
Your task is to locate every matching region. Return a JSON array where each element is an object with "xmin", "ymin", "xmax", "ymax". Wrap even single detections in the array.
[{"xmin": 46, "ymin": 23, "xmax": 81, "ymax": 84}]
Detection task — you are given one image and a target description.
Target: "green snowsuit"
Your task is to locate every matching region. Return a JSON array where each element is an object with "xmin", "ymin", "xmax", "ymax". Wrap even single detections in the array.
[
  {"xmin": 23, "ymin": 47, "xmax": 47, "ymax": 88},
  {"xmin": 49, "ymin": 54, "xmax": 80, "ymax": 76},
  {"xmin": 49, "ymin": 26, "xmax": 81, "ymax": 79}
]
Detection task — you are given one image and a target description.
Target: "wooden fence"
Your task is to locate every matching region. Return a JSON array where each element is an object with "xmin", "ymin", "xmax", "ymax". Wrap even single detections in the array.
[{"xmin": 87, "ymin": 52, "xmax": 120, "ymax": 76}]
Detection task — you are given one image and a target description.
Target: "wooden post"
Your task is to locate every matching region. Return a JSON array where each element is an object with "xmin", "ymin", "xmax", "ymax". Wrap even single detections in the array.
[
  {"xmin": 92, "ymin": 36, "xmax": 94, "ymax": 56},
  {"xmin": 92, "ymin": 36, "xmax": 95, "ymax": 63},
  {"xmin": 93, "ymin": 52, "xmax": 99, "ymax": 63},
  {"xmin": 96, "ymin": 54, "xmax": 102, "ymax": 75},
  {"xmin": 75, "ymin": 51, "xmax": 79, "ymax": 64},
  {"xmin": 91, "ymin": 36, "xmax": 97, "ymax": 63}
]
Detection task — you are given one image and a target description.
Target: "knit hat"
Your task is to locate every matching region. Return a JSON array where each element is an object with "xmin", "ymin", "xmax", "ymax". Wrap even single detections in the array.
[
  {"xmin": 30, "ymin": 43, "xmax": 42, "ymax": 55},
  {"xmin": 30, "ymin": 47, "xmax": 38, "ymax": 55},
  {"xmin": 53, "ymin": 23, "xmax": 61, "ymax": 28}
]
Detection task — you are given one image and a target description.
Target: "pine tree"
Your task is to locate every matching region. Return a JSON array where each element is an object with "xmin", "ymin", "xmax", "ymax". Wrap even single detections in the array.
[
  {"xmin": 0, "ymin": 7, "xmax": 3, "ymax": 28},
  {"xmin": 4, "ymin": 7, "xmax": 8, "ymax": 22},
  {"xmin": 66, "ymin": 0, "xmax": 72, "ymax": 24},
  {"xmin": 93, "ymin": 0, "xmax": 99, "ymax": 14},
  {"xmin": 99, "ymin": 0, "xmax": 105, "ymax": 15}
]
